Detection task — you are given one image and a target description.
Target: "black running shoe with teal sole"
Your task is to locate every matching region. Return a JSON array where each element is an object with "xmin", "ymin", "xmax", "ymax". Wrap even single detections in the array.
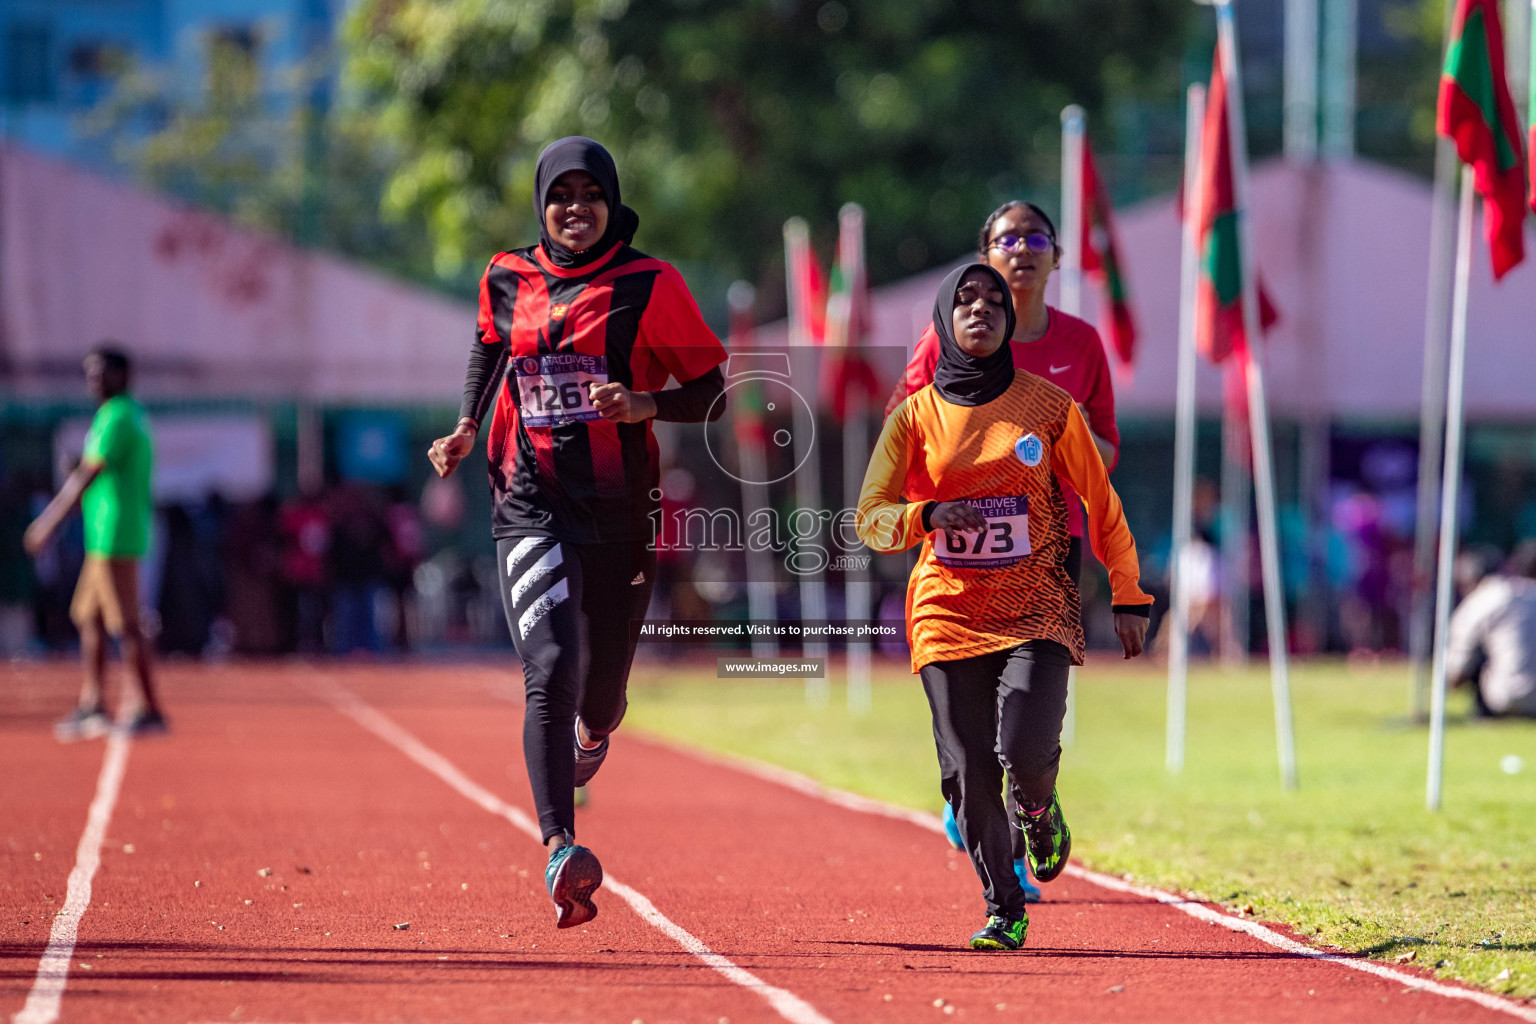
[
  {"xmin": 969, "ymin": 914, "xmax": 1028, "ymax": 950},
  {"xmin": 573, "ymin": 721, "xmax": 609, "ymax": 788},
  {"xmin": 123, "ymin": 707, "xmax": 169, "ymax": 738},
  {"xmin": 545, "ymin": 841, "xmax": 602, "ymax": 928},
  {"xmin": 1018, "ymin": 787, "xmax": 1071, "ymax": 882}
]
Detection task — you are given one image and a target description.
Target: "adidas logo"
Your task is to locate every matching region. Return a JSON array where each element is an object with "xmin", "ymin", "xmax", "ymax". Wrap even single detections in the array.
[{"xmin": 631, "ymin": 572, "xmax": 647, "ymax": 585}]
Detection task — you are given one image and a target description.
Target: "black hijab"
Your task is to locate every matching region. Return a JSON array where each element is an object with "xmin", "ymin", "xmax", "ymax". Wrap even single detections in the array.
[
  {"xmin": 533, "ymin": 136, "xmax": 640, "ymax": 269},
  {"xmin": 931, "ymin": 263, "xmax": 1017, "ymax": 406}
]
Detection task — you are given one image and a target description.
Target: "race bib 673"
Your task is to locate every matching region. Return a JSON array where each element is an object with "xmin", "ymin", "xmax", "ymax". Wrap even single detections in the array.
[{"xmin": 933, "ymin": 495, "xmax": 1032, "ymax": 569}]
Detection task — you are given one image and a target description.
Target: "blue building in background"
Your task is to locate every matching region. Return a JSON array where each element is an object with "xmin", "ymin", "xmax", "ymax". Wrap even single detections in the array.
[{"xmin": 0, "ymin": 0, "xmax": 351, "ymax": 167}]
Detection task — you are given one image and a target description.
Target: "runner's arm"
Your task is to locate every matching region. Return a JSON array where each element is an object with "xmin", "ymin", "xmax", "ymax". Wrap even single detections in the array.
[
  {"xmin": 652, "ymin": 365, "xmax": 725, "ymax": 422},
  {"xmin": 457, "ymin": 333, "xmax": 507, "ymax": 430},
  {"xmin": 856, "ymin": 403, "xmax": 928, "ymax": 554},
  {"xmin": 637, "ymin": 264, "xmax": 728, "ymax": 391},
  {"xmin": 432, "ymin": 262, "xmax": 507, "ymax": 476},
  {"xmin": 1053, "ymin": 403, "xmax": 1151, "ymax": 614},
  {"xmin": 23, "ymin": 459, "xmax": 103, "ymax": 555}
]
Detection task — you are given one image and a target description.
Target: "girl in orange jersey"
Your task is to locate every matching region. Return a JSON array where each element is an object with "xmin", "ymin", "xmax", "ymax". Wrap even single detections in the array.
[
  {"xmin": 888, "ymin": 203, "xmax": 1120, "ymax": 900},
  {"xmin": 857, "ymin": 263, "xmax": 1151, "ymax": 951}
]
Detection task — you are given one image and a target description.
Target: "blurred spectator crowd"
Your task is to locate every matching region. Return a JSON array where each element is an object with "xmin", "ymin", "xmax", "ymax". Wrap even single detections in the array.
[{"xmin": 0, "ymin": 479, "xmax": 511, "ymax": 659}]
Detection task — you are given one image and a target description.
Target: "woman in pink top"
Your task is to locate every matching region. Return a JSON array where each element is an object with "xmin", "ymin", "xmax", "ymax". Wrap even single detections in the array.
[
  {"xmin": 886, "ymin": 201, "xmax": 1120, "ymax": 578},
  {"xmin": 885, "ymin": 201, "xmax": 1122, "ymax": 895}
]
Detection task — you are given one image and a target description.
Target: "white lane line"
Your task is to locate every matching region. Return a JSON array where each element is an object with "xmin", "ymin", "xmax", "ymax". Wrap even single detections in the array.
[
  {"xmin": 1062, "ymin": 866, "xmax": 1536, "ymax": 1020},
  {"xmin": 309, "ymin": 678, "xmax": 833, "ymax": 1024},
  {"xmin": 646, "ymin": 736, "xmax": 1536, "ymax": 1024},
  {"xmin": 13, "ymin": 731, "xmax": 132, "ymax": 1024}
]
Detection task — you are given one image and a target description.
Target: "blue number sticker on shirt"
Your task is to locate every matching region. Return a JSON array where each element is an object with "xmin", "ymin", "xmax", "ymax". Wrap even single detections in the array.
[{"xmin": 1015, "ymin": 433, "xmax": 1044, "ymax": 467}]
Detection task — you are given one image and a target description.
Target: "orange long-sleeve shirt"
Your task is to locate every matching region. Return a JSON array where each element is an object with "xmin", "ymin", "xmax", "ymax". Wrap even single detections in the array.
[{"xmin": 857, "ymin": 370, "xmax": 1152, "ymax": 672}]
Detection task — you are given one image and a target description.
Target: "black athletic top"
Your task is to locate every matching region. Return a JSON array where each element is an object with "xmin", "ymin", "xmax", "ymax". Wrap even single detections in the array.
[{"xmin": 459, "ymin": 242, "xmax": 727, "ymax": 544}]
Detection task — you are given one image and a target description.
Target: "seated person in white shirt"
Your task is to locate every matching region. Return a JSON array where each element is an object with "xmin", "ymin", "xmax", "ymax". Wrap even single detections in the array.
[{"xmin": 1446, "ymin": 541, "xmax": 1536, "ymax": 718}]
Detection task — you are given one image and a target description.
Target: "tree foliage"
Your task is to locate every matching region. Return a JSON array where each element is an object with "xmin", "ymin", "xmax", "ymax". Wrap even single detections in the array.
[
  {"xmin": 84, "ymin": 45, "xmax": 441, "ymax": 287},
  {"xmin": 343, "ymin": 0, "xmax": 1192, "ymax": 309}
]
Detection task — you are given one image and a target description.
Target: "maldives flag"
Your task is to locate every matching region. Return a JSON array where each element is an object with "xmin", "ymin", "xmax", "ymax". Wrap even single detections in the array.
[
  {"xmin": 1437, "ymin": 0, "xmax": 1526, "ymax": 278},
  {"xmin": 824, "ymin": 204, "xmax": 881, "ymax": 420},
  {"xmin": 784, "ymin": 217, "xmax": 827, "ymax": 345},
  {"xmin": 1079, "ymin": 140, "xmax": 1138, "ymax": 371},
  {"xmin": 1194, "ymin": 43, "xmax": 1280, "ymax": 365}
]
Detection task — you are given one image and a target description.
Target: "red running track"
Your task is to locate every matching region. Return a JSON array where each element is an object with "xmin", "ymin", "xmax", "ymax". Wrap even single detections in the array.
[{"xmin": 2, "ymin": 661, "xmax": 1531, "ymax": 1024}]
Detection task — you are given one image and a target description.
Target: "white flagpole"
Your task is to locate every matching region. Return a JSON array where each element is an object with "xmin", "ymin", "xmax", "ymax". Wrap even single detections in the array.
[
  {"xmin": 1219, "ymin": 374, "xmax": 1252, "ymax": 667},
  {"xmin": 1426, "ymin": 169, "xmax": 1475, "ymax": 812},
  {"xmin": 1218, "ymin": 0, "xmax": 1298, "ymax": 790},
  {"xmin": 1059, "ymin": 106, "xmax": 1086, "ymax": 319},
  {"xmin": 729, "ymin": 281, "xmax": 780, "ymax": 660},
  {"xmin": 1410, "ymin": 143, "xmax": 1460, "ymax": 719},
  {"xmin": 784, "ymin": 218, "xmax": 830, "ymax": 703},
  {"xmin": 1059, "ymin": 104, "xmax": 1086, "ymax": 747},
  {"xmin": 1283, "ymin": 0, "xmax": 1320, "ymax": 162},
  {"xmin": 836, "ymin": 203, "xmax": 874, "ymax": 716},
  {"xmin": 1168, "ymin": 82, "xmax": 1207, "ymax": 774},
  {"xmin": 1408, "ymin": 0, "xmax": 1465, "ymax": 724}
]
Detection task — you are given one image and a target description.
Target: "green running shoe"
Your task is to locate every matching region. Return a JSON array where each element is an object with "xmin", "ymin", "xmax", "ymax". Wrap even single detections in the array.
[
  {"xmin": 969, "ymin": 913, "xmax": 1028, "ymax": 950},
  {"xmin": 1018, "ymin": 788, "xmax": 1072, "ymax": 882},
  {"xmin": 545, "ymin": 838, "xmax": 603, "ymax": 928}
]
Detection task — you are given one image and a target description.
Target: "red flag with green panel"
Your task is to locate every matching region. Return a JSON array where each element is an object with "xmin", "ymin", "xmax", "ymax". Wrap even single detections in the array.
[
  {"xmin": 1079, "ymin": 139, "xmax": 1138, "ymax": 372},
  {"xmin": 1194, "ymin": 42, "xmax": 1278, "ymax": 364},
  {"xmin": 1437, "ymin": 0, "xmax": 1526, "ymax": 279},
  {"xmin": 784, "ymin": 220, "xmax": 828, "ymax": 345},
  {"xmin": 824, "ymin": 204, "xmax": 881, "ymax": 421}
]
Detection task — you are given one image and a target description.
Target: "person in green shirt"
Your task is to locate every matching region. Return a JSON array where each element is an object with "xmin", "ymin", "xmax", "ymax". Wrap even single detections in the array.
[{"xmin": 25, "ymin": 346, "xmax": 167, "ymax": 739}]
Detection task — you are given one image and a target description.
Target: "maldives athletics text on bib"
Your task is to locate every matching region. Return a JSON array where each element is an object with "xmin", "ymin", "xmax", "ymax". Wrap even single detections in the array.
[
  {"xmin": 933, "ymin": 495, "xmax": 1032, "ymax": 569},
  {"xmin": 515, "ymin": 353, "xmax": 609, "ymax": 428}
]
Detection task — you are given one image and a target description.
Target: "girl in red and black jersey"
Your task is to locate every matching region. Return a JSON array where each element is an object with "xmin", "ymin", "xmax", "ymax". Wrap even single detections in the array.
[{"xmin": 429, "ymin": 137, "xmax": 726, "ymax": 929}]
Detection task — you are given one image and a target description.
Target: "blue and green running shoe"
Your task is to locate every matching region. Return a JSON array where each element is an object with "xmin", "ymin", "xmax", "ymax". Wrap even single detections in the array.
[
  {"xmin": 1018, "ymin": 788, "xmax": 1071, "ymax": 882},
  {"xmin": 545, "ymin": 838, "xmax": 603, "ymax": 928},
  {"xmin": 941, "ymin": 801, "xmax": 964, "ymax": 849},
  {"xmin": 941, "ymin": 804, "xmax": 1041, "ymax": 902},
  {"xmin": 969, "ymin": 913, "xmax": 1028, "ymax": 950},
  {"xmin": 1014, "ymin": 859, "xmax": 1042, "ymax": 903}
]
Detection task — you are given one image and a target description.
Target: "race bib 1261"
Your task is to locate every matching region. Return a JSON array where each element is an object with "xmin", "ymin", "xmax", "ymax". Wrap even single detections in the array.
[
  {"xmin": 515, "ymin": 353, "xmax": 609, "ymax": 428},
  {"xmin": 933, "ymin": 495, "xmax": 1031, "ymax": 569}
]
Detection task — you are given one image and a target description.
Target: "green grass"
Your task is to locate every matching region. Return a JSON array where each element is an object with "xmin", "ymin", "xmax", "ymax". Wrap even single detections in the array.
[{"xmin": 624, "ymin": 657, "xmax": 1536, "ymax": 998}]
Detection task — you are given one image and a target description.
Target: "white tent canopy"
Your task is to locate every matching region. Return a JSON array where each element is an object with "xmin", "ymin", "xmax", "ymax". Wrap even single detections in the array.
[
  {"xmin": 0, "ymin": 146, "xmax": 472, "ymax": 402},
  {"xmin": 755, "ymin": 158, "xmax": 1536, "ymax": 419}
]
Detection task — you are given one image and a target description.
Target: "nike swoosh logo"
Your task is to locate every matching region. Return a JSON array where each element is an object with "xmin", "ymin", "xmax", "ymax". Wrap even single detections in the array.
[{"xmin": 1049, "ymin": 364, "xmax": 1071, "ymax": 374}]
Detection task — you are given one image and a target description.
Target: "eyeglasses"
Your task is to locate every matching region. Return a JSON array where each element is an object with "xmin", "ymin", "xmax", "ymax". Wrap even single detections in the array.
[{"xmin": 990, "ymin": 232, "xmax": 1054, "ymax": 255}]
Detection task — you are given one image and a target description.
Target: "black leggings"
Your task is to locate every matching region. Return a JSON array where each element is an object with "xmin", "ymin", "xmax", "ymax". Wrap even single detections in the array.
[
  {"xmin": 1001, "ymin": 534, "xmax": 1081, "ymax": 861},
  {"xmin": 921, "ymin": 640, "xmax": 1073, "ymax": 918},
  {"xmin": 496, "ymin": 534, "xmax": 656, "ymax": 843}
]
